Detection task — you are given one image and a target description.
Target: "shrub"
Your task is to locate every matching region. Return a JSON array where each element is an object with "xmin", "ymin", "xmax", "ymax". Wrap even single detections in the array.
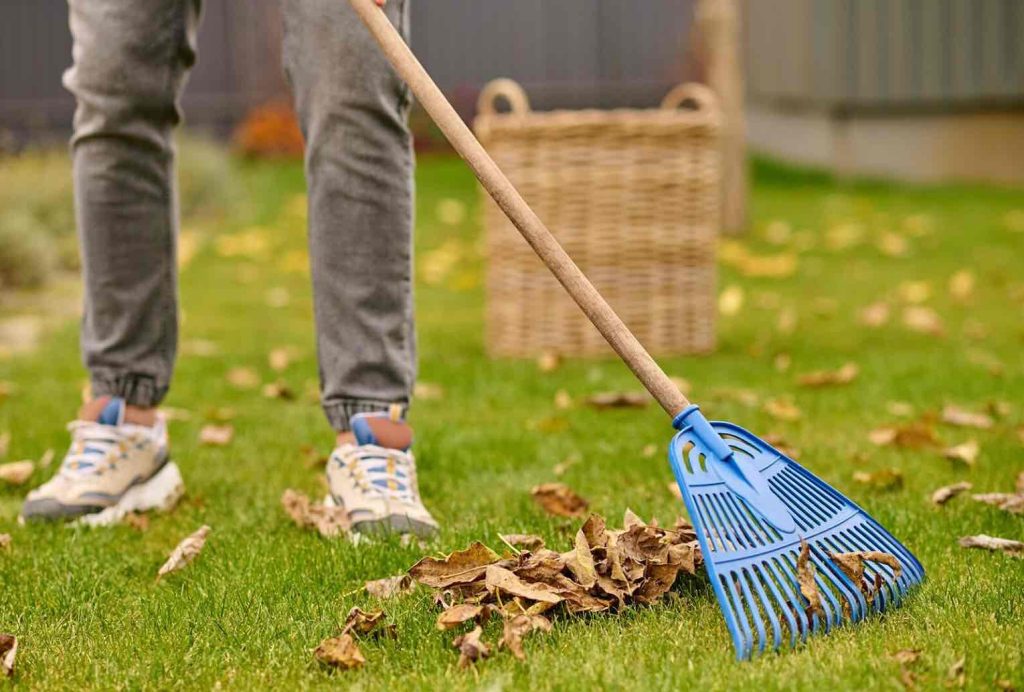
[{"xmin": 0, "ymin": 210, "xmax": 56, "ymax": 289}]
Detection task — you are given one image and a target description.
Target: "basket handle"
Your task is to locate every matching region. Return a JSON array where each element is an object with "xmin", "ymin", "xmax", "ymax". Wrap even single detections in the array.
[
  {"xmin": 477, "ymin": 78, "xmax": 531, "ymax": 116},
  {"xmin": 346, "ymin": 0, "xmax": 691, "ymax": 419},
  {"xmin": 661, "ymin": 83, "xmax": 719, "ymax": 116}
]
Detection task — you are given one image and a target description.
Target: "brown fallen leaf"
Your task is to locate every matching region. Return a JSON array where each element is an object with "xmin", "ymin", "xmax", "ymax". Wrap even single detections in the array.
[
  {"xmin": 853, "ymin": 469, "xmax": 904, "ymax": 491},
  {"xmin": 797, "ymin": 362, "xmax": 859, "ymax": 388},
  {"xmin": 365, "ymin": 574, "xmax": 415, "ymax": 599},
  {"xmin": 0, "ymin": 461, "xmax": 33, "ymax": 485},
  {"xmin": 453, "ymin": 626, "xmax": 491, "ymax": 668},
  {"xmin": 0, "ymin": 634, "xmax": 16, "ymax": 678},
  {"xmin": 268, "ymin": 347, "xmax": 293, "ymax": 372},
  {"xmin": 585, "ymin": 391, "xmax": 650, "ymax": 409},
  {"xmin": 226, "ymin": 366, "xmax": 260, "ymax": 389},
  {"xmin": 859, "ymin": 301, "xmax": 891, "ymax": 328},
  {"xmin": 314, "ymin": 633, "xmax": 364, "ymax": 670},
  {"xmin": 536, "ymin": 350, "xmax": 560, "ymax": 373},
  {"xmin": 797, "ymin": 540, "xmax": 824, "ymax": 620},
  {"xmin": 718, "ymin": 285, "xmax": 745, "ymax": 316},
  {"xmin": 499, "ymin": 613, "xmax": 552, "ymax": 661},
  {"xmin": 157, "ymin": 525, "xmax": 211, "ymax": 579},
  {"xmin": 764, "ymin": 398, "xmax": 802, "ymax": 422},
  {"xmin": 530, "ymin": 483, "xmax": 589, "ymax": 518},
  {"xmin": 971, "ymin": 493, "xmax": 1024, "ymax": 516},
  {"xmin": 941, "ymin": 405, "xmax": 993, "ymax": 430},
  {"xmin": 553, "ymin": 389, "xmax": 573, "ymax": 411},
  {"xmin": 902, "ymin": 306, "xmax": 945, "ymax": 336},
  {"xmin": 261, "ymin": 379, "xmax": 295, "ymax": 400},
  {"xmin": 408, "ymin": 542, "xmax": 501, "ymax": 588},
  {"xmin": 0, "ymin": 431, "xmax": 9, "ymax": 459},
  {"xmin": 946, "ymin": 655, "xmax": 966, "ymax": 688},
  {"xmin": 958, "ymin": 534, "xmax": 1024, "ymax": 557},
  {"xmin": 868, "ymin": 423, "xmax": 940, "ymax": 449},
  {"xmin": 943, "ymin": 439, "xmax": 980, "ymax": 466},
  {"xmin": 413, "ymin": 381, "xmax": 445, "ymax": 400},
  {"xmin": 436, "ymin": 603, "xmax": 492, "ymax": 630},
  {"xmin": 931, "ymin": 481, "xmax": 972, "ymax": 506},
  {"xmin": 948, "ymin": 270, "xmax": 974, "ymax": 301},
  {"xmin": 199, "ymin": 424, "xmax": 234, "ymax": 446},
  {"xmin": 280, "ymin": 489, "xmax": 350, "ymax": 538},
  {"xmin": 0, "ymin": 534, "xmax": 10, "ymax": 551},
  {"xmin": 499, "ymin": 534, "xmax": 545, "ymax": 553},
  {"xmin": 890, "ymin": 648, "xmax": 923, "ymax": 665},
  {"xmin": 485, "ymin": 565, "xmax": 564, "ymax": 604},
  {"xmin": 667, "ymin": 481, "xmax": 683, "ymax": 500},
  {"xmin": 123, "ymin": 512, "xmax": 151, "ymax": 532},
  {"xmin": 342, "ymin": 607, "xmax": 395, "ymax": 639},
  {"xmin": 829, "ymin": 551, "xmax": 902, "ymax": 603}
]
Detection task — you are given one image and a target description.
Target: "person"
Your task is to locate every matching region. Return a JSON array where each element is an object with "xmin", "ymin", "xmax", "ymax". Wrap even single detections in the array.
[{"xmin": 21, "ymin": 0, "xmax": 438, "ymax": 536}]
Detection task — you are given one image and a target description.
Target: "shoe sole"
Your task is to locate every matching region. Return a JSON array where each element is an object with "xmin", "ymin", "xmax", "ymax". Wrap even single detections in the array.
[{"xmin": 352, "ymin": 514, "xmax": 439, "ymax": 539}]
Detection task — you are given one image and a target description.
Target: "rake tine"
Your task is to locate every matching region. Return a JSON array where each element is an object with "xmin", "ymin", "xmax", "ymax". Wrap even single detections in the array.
[{"xmin": 745, "ymin": 566, "xmax": 784, "ymax": 653}]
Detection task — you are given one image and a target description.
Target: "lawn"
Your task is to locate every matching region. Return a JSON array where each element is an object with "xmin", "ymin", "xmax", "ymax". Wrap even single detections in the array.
[{"xmin": 0, "ymin": 150, "xmax": 1022, "ymax": 690}]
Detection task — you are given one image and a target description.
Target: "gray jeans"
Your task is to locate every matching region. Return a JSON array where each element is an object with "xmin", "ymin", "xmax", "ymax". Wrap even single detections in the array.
[{"xmin": 65, "ymin": 0, "xmax": 416, "ymax": 431}]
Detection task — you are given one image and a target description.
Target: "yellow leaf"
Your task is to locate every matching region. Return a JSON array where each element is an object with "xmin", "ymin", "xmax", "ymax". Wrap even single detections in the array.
[{"xmin": 718, "ymin": 285, "xmax": 744, "ymax": 316}]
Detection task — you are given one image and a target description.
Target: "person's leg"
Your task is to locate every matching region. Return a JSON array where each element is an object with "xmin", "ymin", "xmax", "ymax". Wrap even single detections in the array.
[
  {"xmin": 66, "ymin": 0, "xmax": 202, "ymax": 410},
  {"xmin": 281, "ymin": 0, "xmax": 417, "ymax": 437},
  {"xmin": 21, "ymin": 0, "xmax": 200, "ymax": 522}
]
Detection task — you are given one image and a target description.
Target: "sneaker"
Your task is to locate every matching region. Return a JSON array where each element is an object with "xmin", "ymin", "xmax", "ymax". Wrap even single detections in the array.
[
  {"xmin": 326, "ymin": 408, "xmax": 439, "ymax": 538},
  {"xmin": 21, "ymin": 398, "xmax": 176, "ymax": 522}
]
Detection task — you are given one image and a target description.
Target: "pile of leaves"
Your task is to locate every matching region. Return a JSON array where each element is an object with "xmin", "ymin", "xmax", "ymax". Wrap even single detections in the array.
[
  {"xmin": 319, "ymin": 510, "xmax": 703, "ymax": 670},
  {"xmin": 411, "ymin": 510, "xmax": 700, "ymax": 666}
]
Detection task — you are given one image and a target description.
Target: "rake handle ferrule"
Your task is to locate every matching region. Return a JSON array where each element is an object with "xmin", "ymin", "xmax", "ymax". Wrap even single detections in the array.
[
  {"xmin": 673, "ymin": 405, "xmax": 734, "ymax": 461},
  {"xmin": 348, "ymin": 0, "xmax": 691, "ymax": 419}
]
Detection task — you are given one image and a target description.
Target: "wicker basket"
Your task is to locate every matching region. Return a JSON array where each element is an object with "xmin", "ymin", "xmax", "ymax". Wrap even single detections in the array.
[{"xmin": 475, "ymin": 79, "xmax": 722, "ymax": 358}]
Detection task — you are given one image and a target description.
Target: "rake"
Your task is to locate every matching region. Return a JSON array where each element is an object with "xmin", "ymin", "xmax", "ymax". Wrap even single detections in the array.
[{"xmin": 349, "ymin": 0, "xmax": 925, "ymax": 659}]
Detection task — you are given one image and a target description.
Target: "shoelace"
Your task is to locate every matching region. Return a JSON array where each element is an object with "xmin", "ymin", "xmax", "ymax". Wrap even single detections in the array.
[
  {"xmin": 59, "ymin": 421, "xmax": 126, "ymax": 477},
  {"xmin": 342, "ymin": 445, "xmax": 418, "ymax": 505}
]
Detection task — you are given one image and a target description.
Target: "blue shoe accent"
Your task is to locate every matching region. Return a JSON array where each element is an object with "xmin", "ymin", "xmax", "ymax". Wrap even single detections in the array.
[
  {"xmin": 668, "ymin": 411, "xmax": 925, "ymax": 659},
  {"xmin": 350, "ymin": 407, "xmax": 411, "ymax": 451},
  {"xmin": 97, "ymin": 398, "xmax": 126, "ymax": 426}
]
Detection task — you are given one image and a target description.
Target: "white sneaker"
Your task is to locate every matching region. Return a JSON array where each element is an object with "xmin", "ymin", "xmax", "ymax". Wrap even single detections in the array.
[
  {"xmin": 326, "ymin": 410, "xmax": 439, "ymax": 537},
  {"xmin": 21, "ymin": 398, "xmax": 176, "ymax": 522}
]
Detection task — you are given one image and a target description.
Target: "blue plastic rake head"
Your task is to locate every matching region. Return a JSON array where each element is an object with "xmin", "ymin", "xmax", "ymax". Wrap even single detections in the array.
[{"xmin": 668, "ymin": 405, "xmax": 925, "ymax": 660}]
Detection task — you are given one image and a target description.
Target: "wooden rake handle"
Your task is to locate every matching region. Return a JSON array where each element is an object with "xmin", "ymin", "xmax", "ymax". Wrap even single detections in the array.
[{"xmin": 348, "ymin": 0, "xmax": 691, "ymax": 418}]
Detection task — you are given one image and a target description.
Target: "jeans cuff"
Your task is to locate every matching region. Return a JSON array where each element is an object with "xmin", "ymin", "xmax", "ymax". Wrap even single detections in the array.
[
  {"xmin": 323, "ymin": 398, "xmax": 409, "ymax": 432},
  {"xmin": 90, "ymin": 374, "xmax": 167, "ymax": 408}
]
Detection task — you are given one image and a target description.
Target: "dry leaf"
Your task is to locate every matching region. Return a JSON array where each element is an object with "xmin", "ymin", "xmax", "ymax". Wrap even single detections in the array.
[
  {"xmin": 199, "ymin": 424, "xmax": 234, "ymax": 446},
  {"xmin": 948, "ymin": 271, "xmax": 974, "ymax": 301},
  {"xmin": 342, "ymin": 607, "xmax": 395, "ymax": 638},
  {"xmin": 436, "ymin": 603, "xmax": 491, "ymax": 630},
  {"xmin": 853, "ymin": 469, "xmax": 904, "ymax": 490},
  {"xmin": 868, "ymin": 423, "xmax": 940, "ymax": 449},
  {"xmin": 499, "ymin": 614, "xmax": 552, "ymax": 661},
  {"xmin": 0, "ymin": 634, "xmax": 16, "ymax": 678},
  {"xmin": 314, "ymin": 633, "xmax": 364, "ymax": 670},
  {"xmin": 365, "ymin": 574, "xmax": 415, "ymax": 599},
  {"xmin": 453, "ymin": 626, "xmax": 491, "ymax": 668},
  {"xmin": 718, "ymin": 285, "xmax": 745, "ymax": 316},
  {"xmin": 943, "ymin": 439, "xmax": 980, "ymax": 466},
  {"xmin": 500, "ymin": 534, "xmax": 545, "ymax": 552},
  {"xmin": 585, "ymin": 391, "xmax": 649, "ymax": 409},
  {"xmin": 877, "ymin": 232, "xmax": 908, "ymax": 257},
  {"xmin": 554, "ymin": 389, "xmax": 573, "ymax": 410},
  {"xmin": 226, "ymin": 366, "xmax": 260, "ymax": 389},
  {"xmin": 902, "ymin": 306, "xmax": 945, "ymax": 336},
  {"xmin": 797, "ymin": 362, "xmax": 859, "ymax": 388},
  {"xmin": 408, "ymin": 542, "xmax": 501, "ymax": 588},
  {"xmin": 764, "ymin": 398, "xmax": 801, "ymax": 422},
  {"xmin": 0, "ymin": 431, "xmax": 9, "ymax": 459},
  {"xmin": 860, "ymin": 302, "xmax": 891, "ymax": 328},
  {"xmin": 958, "ymin": 535, "xmax": 1024, "ymax": 557},
  {"xmin": 947, "ymin": 656, "xmax": 966, "ymax": 687},
  {"xmin": 0, "ymin": 461, "xmax": 33, "ymax": 485},
  {"xmin": 971, "ymin": 493, "xmax": 1024, "ymax": 516},
  {"xmin": 38, "ymin": 448, "xmax": 55, "ymax": 468},
  {"xmin": 280, "ymin": 489, "xmax": 350, "ymax": 538},
  {"xmin": 890, "ymin": 648, "xmax": 923, "ymax": 665},
  {"xmin": 268, "ymin": 347, "xmax": 292, "ymax": 371},
  {"xmin": 797, "ymin": 540, "xmax": 824, "ymax": 619},
  {"xmin": 536, "ymin": 351, "xmax": 560, "ymax": 373},
  {"xmin": 941, "ymin": 405, "xmax": 993, "ymax": 430},
  {"xmin": 261, "ymin": 379, "xmax": 295, "ymax": 400},
  {"xmin": 667, "ymin": 482, "xmax": 682, "ymax": 500},
  {"xmin": 157, "ymin": 525, "xmax": 211, "ymax": 578},
  {"xmin": 829, "ymin": 551, "xmax": 902, "ymax": 603},
  {"xmin": 776, "ymin": 307, "xmax": 798, "ymax": 334},
  {"xmin": 485, "ymin": 565, "xmax": 564, "ymax": 604},
  {"xmin": 931, "ymin": 481, "xmax": 972, "ymax": 506},
  {"xmin": 886, "ymin": 401, "xmax": 915, "ymax": 417},
  {"xmin": 530, "ymin": 483, "xmax": 589, "ymax": 518},
  {"xmin": 0, "ymin": 534, "xmax": 10, "ymax": 551},
  {"xmin": 413, "ymin": 381, "xmax": 445, "ymax": 400}
]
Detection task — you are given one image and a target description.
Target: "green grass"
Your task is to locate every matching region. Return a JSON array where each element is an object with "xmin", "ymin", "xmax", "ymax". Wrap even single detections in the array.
[{"xmin": 1, "ymin": 151, "xmax": 1023, "ymax": 690}]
